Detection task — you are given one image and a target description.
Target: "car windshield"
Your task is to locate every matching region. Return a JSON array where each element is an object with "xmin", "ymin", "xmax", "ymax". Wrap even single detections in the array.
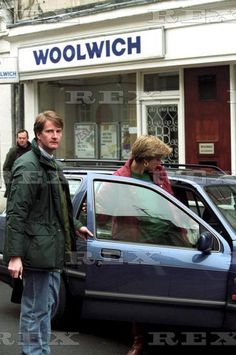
[{"xmin": 205, "ymin": 184, "xmax": 236, "ymax": 231}]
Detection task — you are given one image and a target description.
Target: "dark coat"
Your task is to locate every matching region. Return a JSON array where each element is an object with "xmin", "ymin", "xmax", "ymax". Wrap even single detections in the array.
[
  {"xmin": 3, "ymin": 139, "xmax": 76, "ymax": 271},
  {"xmin": 3, "ymin": 141, "xmax": 32, "ymax": 197}
]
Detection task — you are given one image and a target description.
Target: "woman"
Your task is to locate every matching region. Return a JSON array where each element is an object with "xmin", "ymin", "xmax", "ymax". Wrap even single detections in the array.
[
  {"xmin": 115, "ymin": 134, "xmax": 173, "ymax": 194},
  {"xmin": 114, "ymin": 134, "xmax": 173, "ymax": 355}
]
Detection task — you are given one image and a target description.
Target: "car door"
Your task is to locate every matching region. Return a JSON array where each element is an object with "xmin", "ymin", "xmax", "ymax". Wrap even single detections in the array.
[{"xmin": 75, "ymin": 174, "xmax": 232, "ymax": 328}]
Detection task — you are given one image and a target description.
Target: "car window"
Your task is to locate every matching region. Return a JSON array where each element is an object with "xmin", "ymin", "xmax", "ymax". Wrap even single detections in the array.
[
  {"xmin": 205, "ymin": 184, "xmax": 236, "ymax": 231},
  {"xmin": 67, "ymin": 178, "xmax": 82, "ymax": 199},
  {"xmin": 172, "ymin": 184, "xmax": 228, "ymax": 239},
  {"xmin": 94, "ymin": 181, "xmax": 201, "ymax": 248}
]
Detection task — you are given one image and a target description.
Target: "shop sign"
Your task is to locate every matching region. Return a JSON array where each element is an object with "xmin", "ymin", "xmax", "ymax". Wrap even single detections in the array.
[
  {"xmin": 199, "ymin": 143, "xmax": 214, "ymax": 155},
  {"xmin": 0, "ymin": 57, "xmax": 19, "ymax": 83},
  {"xmin": 18, "ymin": 28, "xmax": 164, "ymax": 73}
]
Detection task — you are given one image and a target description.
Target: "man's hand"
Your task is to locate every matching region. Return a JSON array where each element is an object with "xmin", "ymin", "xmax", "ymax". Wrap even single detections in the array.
[
  {"xmin": 8, "ymin": 257, "xmax": 23, "ymax": 279},
  {"xmin": 75, "ymin": 226, "xmax": 93, "ymax": 241}
]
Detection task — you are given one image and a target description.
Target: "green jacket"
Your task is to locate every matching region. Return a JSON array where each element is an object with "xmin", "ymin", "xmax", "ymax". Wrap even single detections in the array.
[{"xmin": 3, "ymin": 139, "xmax": 77, "ymax": 270}]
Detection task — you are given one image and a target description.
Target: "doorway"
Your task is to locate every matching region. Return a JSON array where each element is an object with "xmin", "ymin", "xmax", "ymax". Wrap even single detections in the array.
[{"xmin": 184, "ymin": 66, "xmax": 231, "ymax": 173}]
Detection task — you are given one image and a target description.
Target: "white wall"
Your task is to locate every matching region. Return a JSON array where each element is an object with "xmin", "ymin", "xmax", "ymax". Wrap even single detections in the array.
[
  {"xmin": 0, "ymin": 40, "xmax": 12, "ymax": 189},
  {"xmin": 0, "ymin": 81, "xmax": 11, "ymax": 211}
]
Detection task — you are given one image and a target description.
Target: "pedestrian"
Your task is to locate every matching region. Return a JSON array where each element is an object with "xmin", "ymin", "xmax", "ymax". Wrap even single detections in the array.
[
  {"xmin": 3, "ymin": 129, "xmax": 32, "ymax": 198},
  {"xmin": 3, "ymin": 129, "xmax": 32, "ymax": 304},
  {"xmin": 3, "ymin": 110, "xmax": 93, "ymax": 355},
  {"xmin": 113, "ymin": 134, "xmax": 173, "ymax": 355}
]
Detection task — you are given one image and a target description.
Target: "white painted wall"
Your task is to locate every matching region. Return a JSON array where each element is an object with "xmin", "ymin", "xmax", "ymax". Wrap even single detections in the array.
[
  {"xmin": 0, "ymin": 48, "xmax": 12, "ymax": 192},
  {"xmin": 0, "ymin": 82, "xmax": 12, "ymax": 175},
  {"xmin": 0, "ymin": 48, "xmax": 12, "ymax": 209},
  {"xmin": 0, "ymin": 80, "xmax": 11, "ymax": 211}
]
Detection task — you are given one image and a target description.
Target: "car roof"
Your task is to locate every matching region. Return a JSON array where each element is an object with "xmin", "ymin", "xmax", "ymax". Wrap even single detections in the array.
[
  {"xmin": 58, "ymin": 159, "xmax": 122, "ymax": 175},
  {"xmin": 59, "ymin": 159, "xmax": 225, "ymax": 173},
  {"xmin": 161, "ymin": 163, "xmax": 236, "ymax": 187},
  {"xmin": 58, "ymin": 159, "xmax": 236, "ymax": 186},
  {"xmin": 168, "ymin": 172, "xmax": 236, "ymax": 187}
]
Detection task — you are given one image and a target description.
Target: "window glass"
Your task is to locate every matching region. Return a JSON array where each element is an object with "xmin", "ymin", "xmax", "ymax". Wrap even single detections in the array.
[
  {"xmin": 198, "ymin": 75, "xmax": 216, "ymax": 100},
  {"xmin": 205, "ymin": 184, "xmax": 236, "ymax": 231},
  {"xmin": 144, "ymin": 72, "xmax": 179, "ymax": 92},
  {"xmin": 66, "ymin": 178, "xmax": 82, "ymax": 199},
  {"xmin": 16, "ymin": 0, "xmax": 140, "ymax": 21},
  {"xmin": 172, "ymin": 184, "xmax": 227, "ymax": 244},
  {"xmin": 38, "ymin": 73, "xmax": 137, "ymax": 159},
  {"xmin": 146, "ymin": 104, "xmax": 178, "ymax": 163},
  {"xmin": 94, "ymin": 181, "xmax": 199, "ymax": 247}
]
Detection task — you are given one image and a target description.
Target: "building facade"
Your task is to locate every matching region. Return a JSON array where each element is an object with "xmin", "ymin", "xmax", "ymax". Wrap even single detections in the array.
[
  {"xmin": 0, "ymin": 1, "xmax": 13, "ymax": 179},
  {"xmin": 3, "ymin": 0, "xmax": 236, "ymax": 173}
]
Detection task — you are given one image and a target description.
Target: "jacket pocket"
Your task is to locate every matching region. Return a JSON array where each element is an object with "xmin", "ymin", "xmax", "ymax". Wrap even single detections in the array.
[{"xmin": 24, "ymin": 224, "xmax": 57, "ymax": 269}]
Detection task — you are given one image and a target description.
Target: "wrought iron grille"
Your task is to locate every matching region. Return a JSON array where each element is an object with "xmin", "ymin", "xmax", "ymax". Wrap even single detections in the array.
[{"xmin": 146, "ymin": 104, "xmax": 178, "ymax": 163}]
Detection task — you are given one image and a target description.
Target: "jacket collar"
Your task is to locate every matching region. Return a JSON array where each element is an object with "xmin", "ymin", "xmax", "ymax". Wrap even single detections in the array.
[
  {"xmin": 31, "ymin": 138, "xmax": 57, "ymax": 169},
  {"xmin": 17, "ymin": 141, "xmax": 31, "ymax": 149}
]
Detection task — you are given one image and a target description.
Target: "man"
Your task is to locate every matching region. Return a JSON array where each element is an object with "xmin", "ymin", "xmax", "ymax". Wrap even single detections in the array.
[
  {"xmin": 3, "ymin": 129, "xmax": 32, "ymax": 304},
  {"xmin": 3, "ymin": 129, "xmax": 31, "ymax": 197},
  {"xmin": 3, "ymin": 110, "xmax": 92, "ymax": 355}
]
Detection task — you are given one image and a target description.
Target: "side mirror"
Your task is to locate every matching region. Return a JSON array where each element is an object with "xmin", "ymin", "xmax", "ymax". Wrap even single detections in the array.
[{"xmin": 196, "ymin": 231, "xmax": 213, "ymax": 254}]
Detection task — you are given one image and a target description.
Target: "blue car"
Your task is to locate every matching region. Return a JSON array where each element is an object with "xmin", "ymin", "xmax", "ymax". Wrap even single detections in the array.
[{"xmin": 0, "ymin": 170, "xmax": 236, "ymax": 329}]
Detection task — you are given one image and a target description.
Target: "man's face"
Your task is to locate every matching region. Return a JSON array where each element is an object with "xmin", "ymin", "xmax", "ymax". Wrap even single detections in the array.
[
  {"xmin": 37, "ymin": 120, "xmax": 62, "ymax": 154},
  {"xmin": 17, "ymin": 132, "xmax": 28, "ymax": 148}
]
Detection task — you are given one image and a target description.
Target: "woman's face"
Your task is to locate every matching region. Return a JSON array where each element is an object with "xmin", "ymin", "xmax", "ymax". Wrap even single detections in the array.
[{"xmin": 145, "ymin": 157, "xmax": 162, "ymax": 171}]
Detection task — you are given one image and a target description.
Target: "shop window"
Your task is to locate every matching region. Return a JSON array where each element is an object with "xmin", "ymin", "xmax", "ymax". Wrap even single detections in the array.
[
  {"xmin": 38, "ymin": 73, "xmax": 137, "ymax": 159},
  {"xmin": 198, "ymin": 75, "xmax": 216, "ymax": 100},
  {"xmin": 144, "ymin": 73, "xmax": 179, "ymax": 92}
]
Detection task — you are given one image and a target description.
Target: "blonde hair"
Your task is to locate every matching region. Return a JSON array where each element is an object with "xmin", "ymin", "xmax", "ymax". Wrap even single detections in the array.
[{"xmin": 131, "ymin": 135, "xmax": 172, "ymax": 162}]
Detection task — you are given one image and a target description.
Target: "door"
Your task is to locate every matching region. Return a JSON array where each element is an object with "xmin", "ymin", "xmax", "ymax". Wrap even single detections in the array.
[
  {"xmin": 79, "ymin": 174, "xmax": 231, "ymax": 328},
  {"xmin": 143, "ymin": 102, "xmax": 179, "ymax": 163},
  {"xmin": 184, "ymin": 66, "xmax": 231, "ymax": 172}
]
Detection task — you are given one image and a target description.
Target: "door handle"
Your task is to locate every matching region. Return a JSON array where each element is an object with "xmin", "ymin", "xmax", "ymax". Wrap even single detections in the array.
[{"xmin": 101, "ymin": 248, "xmax": 121, "ymax": 259}]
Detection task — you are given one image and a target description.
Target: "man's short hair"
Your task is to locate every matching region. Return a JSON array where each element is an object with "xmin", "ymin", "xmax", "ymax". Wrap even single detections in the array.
[
  {"xmin": 16, "ymin": 129, "xmax": 29, "ymax": 139},
  {"xmin": 34, "ymin": 110, "xmax": 63, "ymax": 137}
]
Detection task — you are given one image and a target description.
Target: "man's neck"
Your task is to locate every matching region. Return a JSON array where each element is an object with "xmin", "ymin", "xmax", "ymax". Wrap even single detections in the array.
[{"xmin": 38, "ymin": 145, "xmax": 54, "ymax": 159}]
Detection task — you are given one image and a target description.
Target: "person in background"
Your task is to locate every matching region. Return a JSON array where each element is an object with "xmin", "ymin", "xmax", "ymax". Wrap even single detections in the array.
[
  {"xmin": 2, "ymin": 129, "xmax": 32, "ymax": 304},
  {"xmin": 3, "ymin": 129, "xmax": 31, "ymax": 198},
  {"xmin": 114, "ymin": 134, "xmax": 173, "ymax": 355},
  {"xmin": 3, "ymin": 110, "xmax": 93, "ymax": 355}
]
